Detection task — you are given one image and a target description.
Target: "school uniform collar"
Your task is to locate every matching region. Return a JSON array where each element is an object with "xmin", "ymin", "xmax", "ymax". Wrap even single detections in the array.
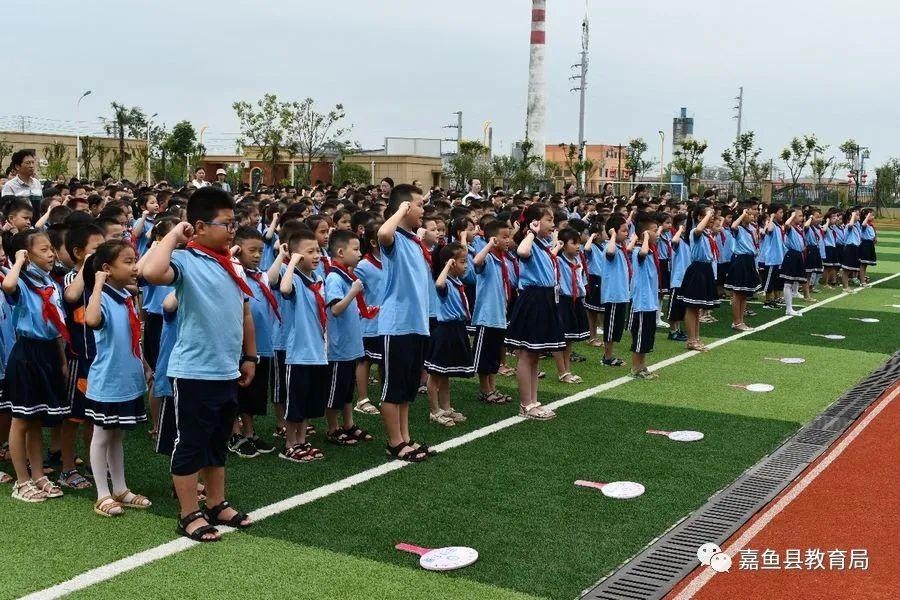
[
  {"xmin": 396, "ymin": 227, "xmax": 417, "ymax": 241},
  {"xmin": 447, "ymin": 275, "xmax": 463, "ymax": 286},
  {"xmin": 23, "ymin": 264, "xmax": 53, "ymax": 286},
  {"xmin": 102, "ymin": 284, "xmax": 131, "ymax": 304},
  {"xmin": 294, "ymin": 268, "xmax": 320, "ymax": 285}
]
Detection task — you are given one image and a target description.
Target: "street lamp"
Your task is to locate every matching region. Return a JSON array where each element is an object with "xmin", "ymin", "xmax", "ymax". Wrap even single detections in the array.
[
  {"xmin": 187, "ymin": 125, "xmax": 208, "ymax": 181},
  {"xmin": 658, "ymin": 130, "xmax": 665, "ymax": 181},
  {"xmin": 146, "ymin": 113, "xmax": 158, "ymax": 185},
  {"xmin": 844, "ymin": 143, "xmax": 870, "ymax": 204},
  {"xmin": 75, "ymin": 90, "xmax": 92, "ymax": 180}
]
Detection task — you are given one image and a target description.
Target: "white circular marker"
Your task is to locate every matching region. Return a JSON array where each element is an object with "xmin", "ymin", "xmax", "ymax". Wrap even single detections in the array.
[
  {"xmin": 647, "ymin": 429, "xmax": 705, "ymax": 442},
  {"xmin": 710, "ymin": 552, "xmax": 732, "ymax": 573},
  {"xmin": 729, "ymin": 383, "xmax": 775, "ymax": 393},
  {"xmin": 811, "ymin": 333, "xmax": 846, "ymax": 340},
  {"xmin": 850, "ymin": 317, "xmax": 879, "ymax": 323},
  {"xmin": 575, "ymin": 479, "xmax": 645, "ymax": 499},
  {"xmin": 697, "ymin": 542, "xmax": 722, "ymax": 566},
  {"xmin": 395, "ymin": 543, "xmax": 479, "ymax": 571},
  {"xmin": 764, "ymin": 357, "xmax": 806, "ymax": 364}
]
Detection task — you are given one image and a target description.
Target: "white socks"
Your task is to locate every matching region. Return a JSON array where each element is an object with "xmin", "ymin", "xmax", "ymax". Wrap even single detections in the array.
[
  {"xmin": 783, "ymin": 283, "xmax": 793, "ymax": 312},
  {"xmin": 90, "ymin": 426, "xmax": 127, "ymax": 500}
]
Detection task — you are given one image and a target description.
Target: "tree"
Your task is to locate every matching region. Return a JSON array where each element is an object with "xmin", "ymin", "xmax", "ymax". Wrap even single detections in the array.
[
  {"xmin": 558, "ymin": 143, "xmax": 597, "ymax": 192},
  {"xmin": 0, "ymin": 139, "xmax": 13, "ymax": 172},
  {"xmin": 233, "ymin": 94, "xmax": 294, "ymax": 185},
  {"xmin": 809, "ymin": 149, "xmax": 848, "ymax": 203},
  {"xmin": 873, "ymin": 159, "xmax": 900, "ymax": 216},
  {"xmin": 162, "ymin": 121, "xmax": 199, "ymax": 184},
  {"xmin": 285, "ymin": 98, "xmax": 351, "ymax": 185},
  {"xmin": 96, "ymin": 144, "xmax": 113, "ymax": 180},
  {"xmin": 333, "ymin": 161, "xmax": 370, "ymax": 186},
  {"xmin": 491, "ymin": 155, "xmax": 519, "ymax": 189},
  {"xmin": 42, "ymin": 141, "xmax": 69, "ymax": 181},
  {"xmin": 625, "ymin": 138, "xmax": 655, "ymax": 182},
  {"xmin": 79, "ymin": 136, "xmax": 97, "ymax": 180},
  {"xmin": 747, "ymin": 156, "xmax": 771, "ymax": 195},
  {"xmin": 103, "ymin": 102, "xmax": 147, "ymax": 179},
  {"xmin": 130, "ymin": 143, "xmax": 149, "ymax": 184},
  {"xmin": 779, "ymin": 134, "xmax": 822, "ymax": 200},
  {"xmin": 446, "ymin": 140, "xmax": 489, "ymax": 191},
  {"xmin": 721, "ymin": 131, "xmax": 762, "ymax": 200},
  {"xmin": 671, "ymin": 138, "xmax": 708, "ymax": 193}
]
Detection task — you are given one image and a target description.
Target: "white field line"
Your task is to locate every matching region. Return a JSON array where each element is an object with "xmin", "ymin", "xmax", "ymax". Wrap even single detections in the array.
[
  {"xmin": 21, "ymin": 271, "xmax": 900, "ymax": 600},
  {"xmin": 674, "ymin": 382, "xmax": 900, "ymax": 600}
]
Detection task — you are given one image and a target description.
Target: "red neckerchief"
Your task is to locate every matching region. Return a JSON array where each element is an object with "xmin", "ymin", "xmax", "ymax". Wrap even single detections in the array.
[
  {"xmin": 747, "ymin": 225, "xmax": 760, "ymax": 251},
  {"xmin": 648, "ymin": 246, "xmax": 661, "ymax": 276},
  {"xmin": 330, "ymin": 262, "xmax": 380, "ymax": 319},
  {"xmin": 578, "ymin": 250, "xmax": 589, "ymax": 282},
  {"xmin": 404, "ymin": 229, "xmax": 433, "ymax": 267},
  {"xmin": 321, "ymin": 253, "xmax": 332, "ymax": 274},
  {"xmin": 299, "ymin": 271, "xmax": 327, "ymax": 336},
  {"xmin": 491, "ymin": 250, "xmax": 512, "ymax": 301},
  {"xmin": 32, "ymin": 282, "xmax": 71, "ymax": 345},
  {"xmin": 124, "ymin": 295, "xmax": 142, "ymax": 358},
  {"xmin": 450, "ymin": 277, "xmax": 470, "ymax": 319},
  {"xmin": 619, "ymin": 244, "xmax": 633, "ymax": 280},
  {"xmin": 537, "ymin": 238, "xmax": 560, "ymax": 287},
  {"xmin": 706, "ymin": 232, "xmax": 720, "ymax": 262},
  {"xmin": 793, "ymin": 225, "xmax": 807, "ymax": 260},
  {"xmin": 363, "ymin": 253, "xmax": 382, "ymax": 269},
  {"xmin": 247, "ymin": 270, "xmax": 282, "ymax": 323},
  {"xmin": 777, "ymin": 223, "xmax": 786, "ymax": 243},
  {"xmin": 563, "ymin": 255, "xmax": 580, "ymax": 306},
  {"xmin": 507, "ymin": 251, "xmax": 520, "ymax": 280},
  {"xmin": 719, "ymin": 231, "xmax": 726, "ymax": 246},
  {"xmin": 186, "ymin": 241, "xmax": 254, "ymax": 297}
]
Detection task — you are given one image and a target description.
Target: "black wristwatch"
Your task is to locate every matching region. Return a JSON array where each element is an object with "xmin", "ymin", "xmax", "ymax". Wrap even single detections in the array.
[{"xmin": 241, "ymin": 355, "xmax": 260, "ymax": 365}]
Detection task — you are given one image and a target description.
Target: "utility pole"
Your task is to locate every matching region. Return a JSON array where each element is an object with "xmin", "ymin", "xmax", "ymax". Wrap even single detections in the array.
[
  {"xmin": 569, "ymin": 10, "xmax": 589, "ymax": 192},
  {"xmin": 443, "ymin": 111, "xmax": 462, "ymax": 150},
  {"xmin": 733, "ymin": 86, "xmax": 743, "ymax": 142}
]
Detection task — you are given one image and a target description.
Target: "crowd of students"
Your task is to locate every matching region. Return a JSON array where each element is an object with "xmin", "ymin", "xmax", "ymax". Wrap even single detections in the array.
[{"xmin": 0, "ymin": 147, "xmax": 878, "ymax": 542}]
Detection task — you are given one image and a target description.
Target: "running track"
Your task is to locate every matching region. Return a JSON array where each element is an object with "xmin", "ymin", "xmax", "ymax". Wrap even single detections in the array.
[{"xmin": 668, "ymin": 381, "xmax": 900, "ymax": 600}]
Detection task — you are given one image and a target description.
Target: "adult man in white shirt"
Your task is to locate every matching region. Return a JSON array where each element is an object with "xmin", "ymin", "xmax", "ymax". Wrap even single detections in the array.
[
  {"xmin": 189, "ymin": 167, "xmax": 210, "ymax": 189},
  {"xmin": 1, "ymin": 149, "xmax": 44, "ymax": 215}
]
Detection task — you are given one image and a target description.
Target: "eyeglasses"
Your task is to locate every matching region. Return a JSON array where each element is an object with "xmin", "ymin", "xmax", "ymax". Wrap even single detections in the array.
[{"xmin": 203, "ymin": 220, "xmax": 237, "ymax": 232}]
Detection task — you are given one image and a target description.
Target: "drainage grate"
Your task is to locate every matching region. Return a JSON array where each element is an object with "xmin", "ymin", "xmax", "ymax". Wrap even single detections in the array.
[{"xmin": 581, "ymin": 351, "xmax": 899, "ymax": 600}]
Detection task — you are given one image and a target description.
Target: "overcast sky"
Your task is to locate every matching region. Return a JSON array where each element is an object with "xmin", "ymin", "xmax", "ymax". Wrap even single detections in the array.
[{"xmin": 5, "ymin": 0, "xmax": 898, "ymax": 176}]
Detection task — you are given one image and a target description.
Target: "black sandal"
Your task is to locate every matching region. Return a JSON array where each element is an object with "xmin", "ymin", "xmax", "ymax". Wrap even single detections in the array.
[
  {"xmin": 343, "ymin": 425, "xmax": 373, "ymax": 442},
  {"xmin": 408, "ymin": 439, "xmax": 438, "ymax": 457},
  {"xmin": 385, "ymin": 442, "xmax": 427, "ymax": 462},
  {"xmin": 326, "ymin": 430, "xmax": 358, "ymax": 446},
  {"xmin": 205, "ymin": 501, "xmax": 252, "ymax": 529},
  {"xmin": 178, "ymin": 510, "xmax": 220, "ymax": 542}
]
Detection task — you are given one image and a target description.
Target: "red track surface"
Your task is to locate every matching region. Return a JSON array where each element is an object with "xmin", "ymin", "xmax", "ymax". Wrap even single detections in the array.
[{"xmin": 667, "ymin": 382, "xmax": 900, "ymax": 600}]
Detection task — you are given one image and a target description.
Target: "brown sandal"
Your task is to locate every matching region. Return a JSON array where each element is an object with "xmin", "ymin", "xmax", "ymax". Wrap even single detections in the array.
[{"xmin": 94, "ymin": 495, "xmax": 125, "ymax": 517}]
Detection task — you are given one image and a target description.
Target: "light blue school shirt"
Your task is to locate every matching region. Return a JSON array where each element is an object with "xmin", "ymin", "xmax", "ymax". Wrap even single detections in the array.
[
  {"xmin": 690, "ymin": 231, "xmax": 715, "ymax": 263},
  {"xmin": 731, "ymin": 225, "xmax": 757, "ymax": 256},
  {"xmin": 141, "ymin": 281, "xmax": 173, "ymax": 315},
  {"xmin": 760, "ymin": 226, "xmax": 786, "ymax": 266},
  {"xmin": 167, "ymin": 248, "xmax": 245, "ymax": 381},
  {"xmin": 585, "ymin": 245, "xmax": 605, "ymax": 276},
  {"xmin": 244, "ymin": 269, "xmax": 276, "ymax": 357},
  {"xmin": 378, "ymin": 227, "xmax": 431, "ymax": 336},
  {"xmin": 6, "ymin": 265, "xmax": 65, "ymax": 340},
  {"xmin": 435, "ymin": 276, "xmax": 469, "ymax": 322},
  {"xmin": 354, "ymin": 255, "xmax": 384, "ymax": 338},
  {"xmin": 86, "ymin": 285, "xmax": 146, "ymax": 402},
  {"xmin": 785, "ymin": 226, "xmax": 805, "ymax": 252},
  {"xmin": 557, "ymin": 255, "xmax": 585, "ymax": 298},
  {"xmin": 473, "ymin": 253, "xmax": 509, "ymax": 329},
  {"xmin": 260, "ymin": 234, "xmax": 278, "ymax": 271},
  {"xmin": 154, "ymin": 309, "xmax": 177, "ymax": 397},
  {"xmin": 861, "ymin": 224, "xmax": 876, "ymax": 241},
  {"xmin": 518, "ymin": 236, "xmax": 558, "ymax": 289},
  {"xmin": 601, "ymin": 244, "xmax": 630, "ymax": 303},
  {"xmin": 717, "ymin": 229, "xmax": 734, "ymax": 263},
  {"xmin": 670, "ymin": 239, "xmax": 691, "ymax": 289},
  {"xmin": 505, "ymin": 252, "xmax": 520, "ymax": 289},
  {"xmin": 136, "ymin": 216, "xmax": 155, "ymax": 257},
  {"xmin": 657, "ymin": 230, "xmax": 672, "ymax": 261},
  {"xmin": 844, "ymin": 223, "xmax": 861, "ymax": 246},
  {"xmin": 271, "ymin": 263, "xmax": 288, "ymax": 351},
  {"xmin": 824, "ymin": 225, "xmax": 837, "ymax": 247},
  {"xmin": 630, "ymin": 249, "xmax": 660, "ymax": 312},
  {"xmin": 325, "ymin": 270, "xmax": 365, "ymax": 362},
  {"xmin": 281, "ymin": 269, "xmax": 327, "ymax": 365}
]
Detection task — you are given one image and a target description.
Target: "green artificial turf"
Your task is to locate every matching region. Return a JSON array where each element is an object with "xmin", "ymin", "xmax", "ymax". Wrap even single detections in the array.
[{"xmin": 1, "ymin": 232, "xmax": 897, "ymax": 600}]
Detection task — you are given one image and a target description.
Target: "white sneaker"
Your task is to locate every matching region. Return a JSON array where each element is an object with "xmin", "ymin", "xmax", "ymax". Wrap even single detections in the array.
[
  {"xmin": 656, "ymin": 319, "xmax": 670, "ymax": 328},
  {"xmin": 786, "ymin": 309, "xmax": 803, "ymax": 317}
]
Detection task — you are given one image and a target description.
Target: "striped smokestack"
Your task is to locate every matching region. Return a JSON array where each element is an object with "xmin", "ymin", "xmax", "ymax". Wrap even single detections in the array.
[{"xmin": 525, "ymin": 0, "xmax": 546, "ymax": 159}]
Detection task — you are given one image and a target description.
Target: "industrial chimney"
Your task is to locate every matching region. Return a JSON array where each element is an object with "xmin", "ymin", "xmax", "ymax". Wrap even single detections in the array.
[{"xmin": 525, "ymin": 0, "xmax": 547, "ymax": 160}]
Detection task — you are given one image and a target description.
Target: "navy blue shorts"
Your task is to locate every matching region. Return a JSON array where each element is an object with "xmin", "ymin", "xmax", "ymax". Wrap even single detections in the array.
[
  {"xmin": 381, "ymin": 334, "xmax": 427, "ymax": 404},
  {"xmin": 286, "ymin": 364, "xmax": 328, "ymax": 422},
  {"xmin": 325, "ymin": 360, "xmax": 358, "ymax": 410},
  {"xmin": 170, "ymin": 378, "xmax": 238, "ymax": 476},
  {"xmin": 363, "ymin": 336, "xmax": 384, "ymax": 363}
]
